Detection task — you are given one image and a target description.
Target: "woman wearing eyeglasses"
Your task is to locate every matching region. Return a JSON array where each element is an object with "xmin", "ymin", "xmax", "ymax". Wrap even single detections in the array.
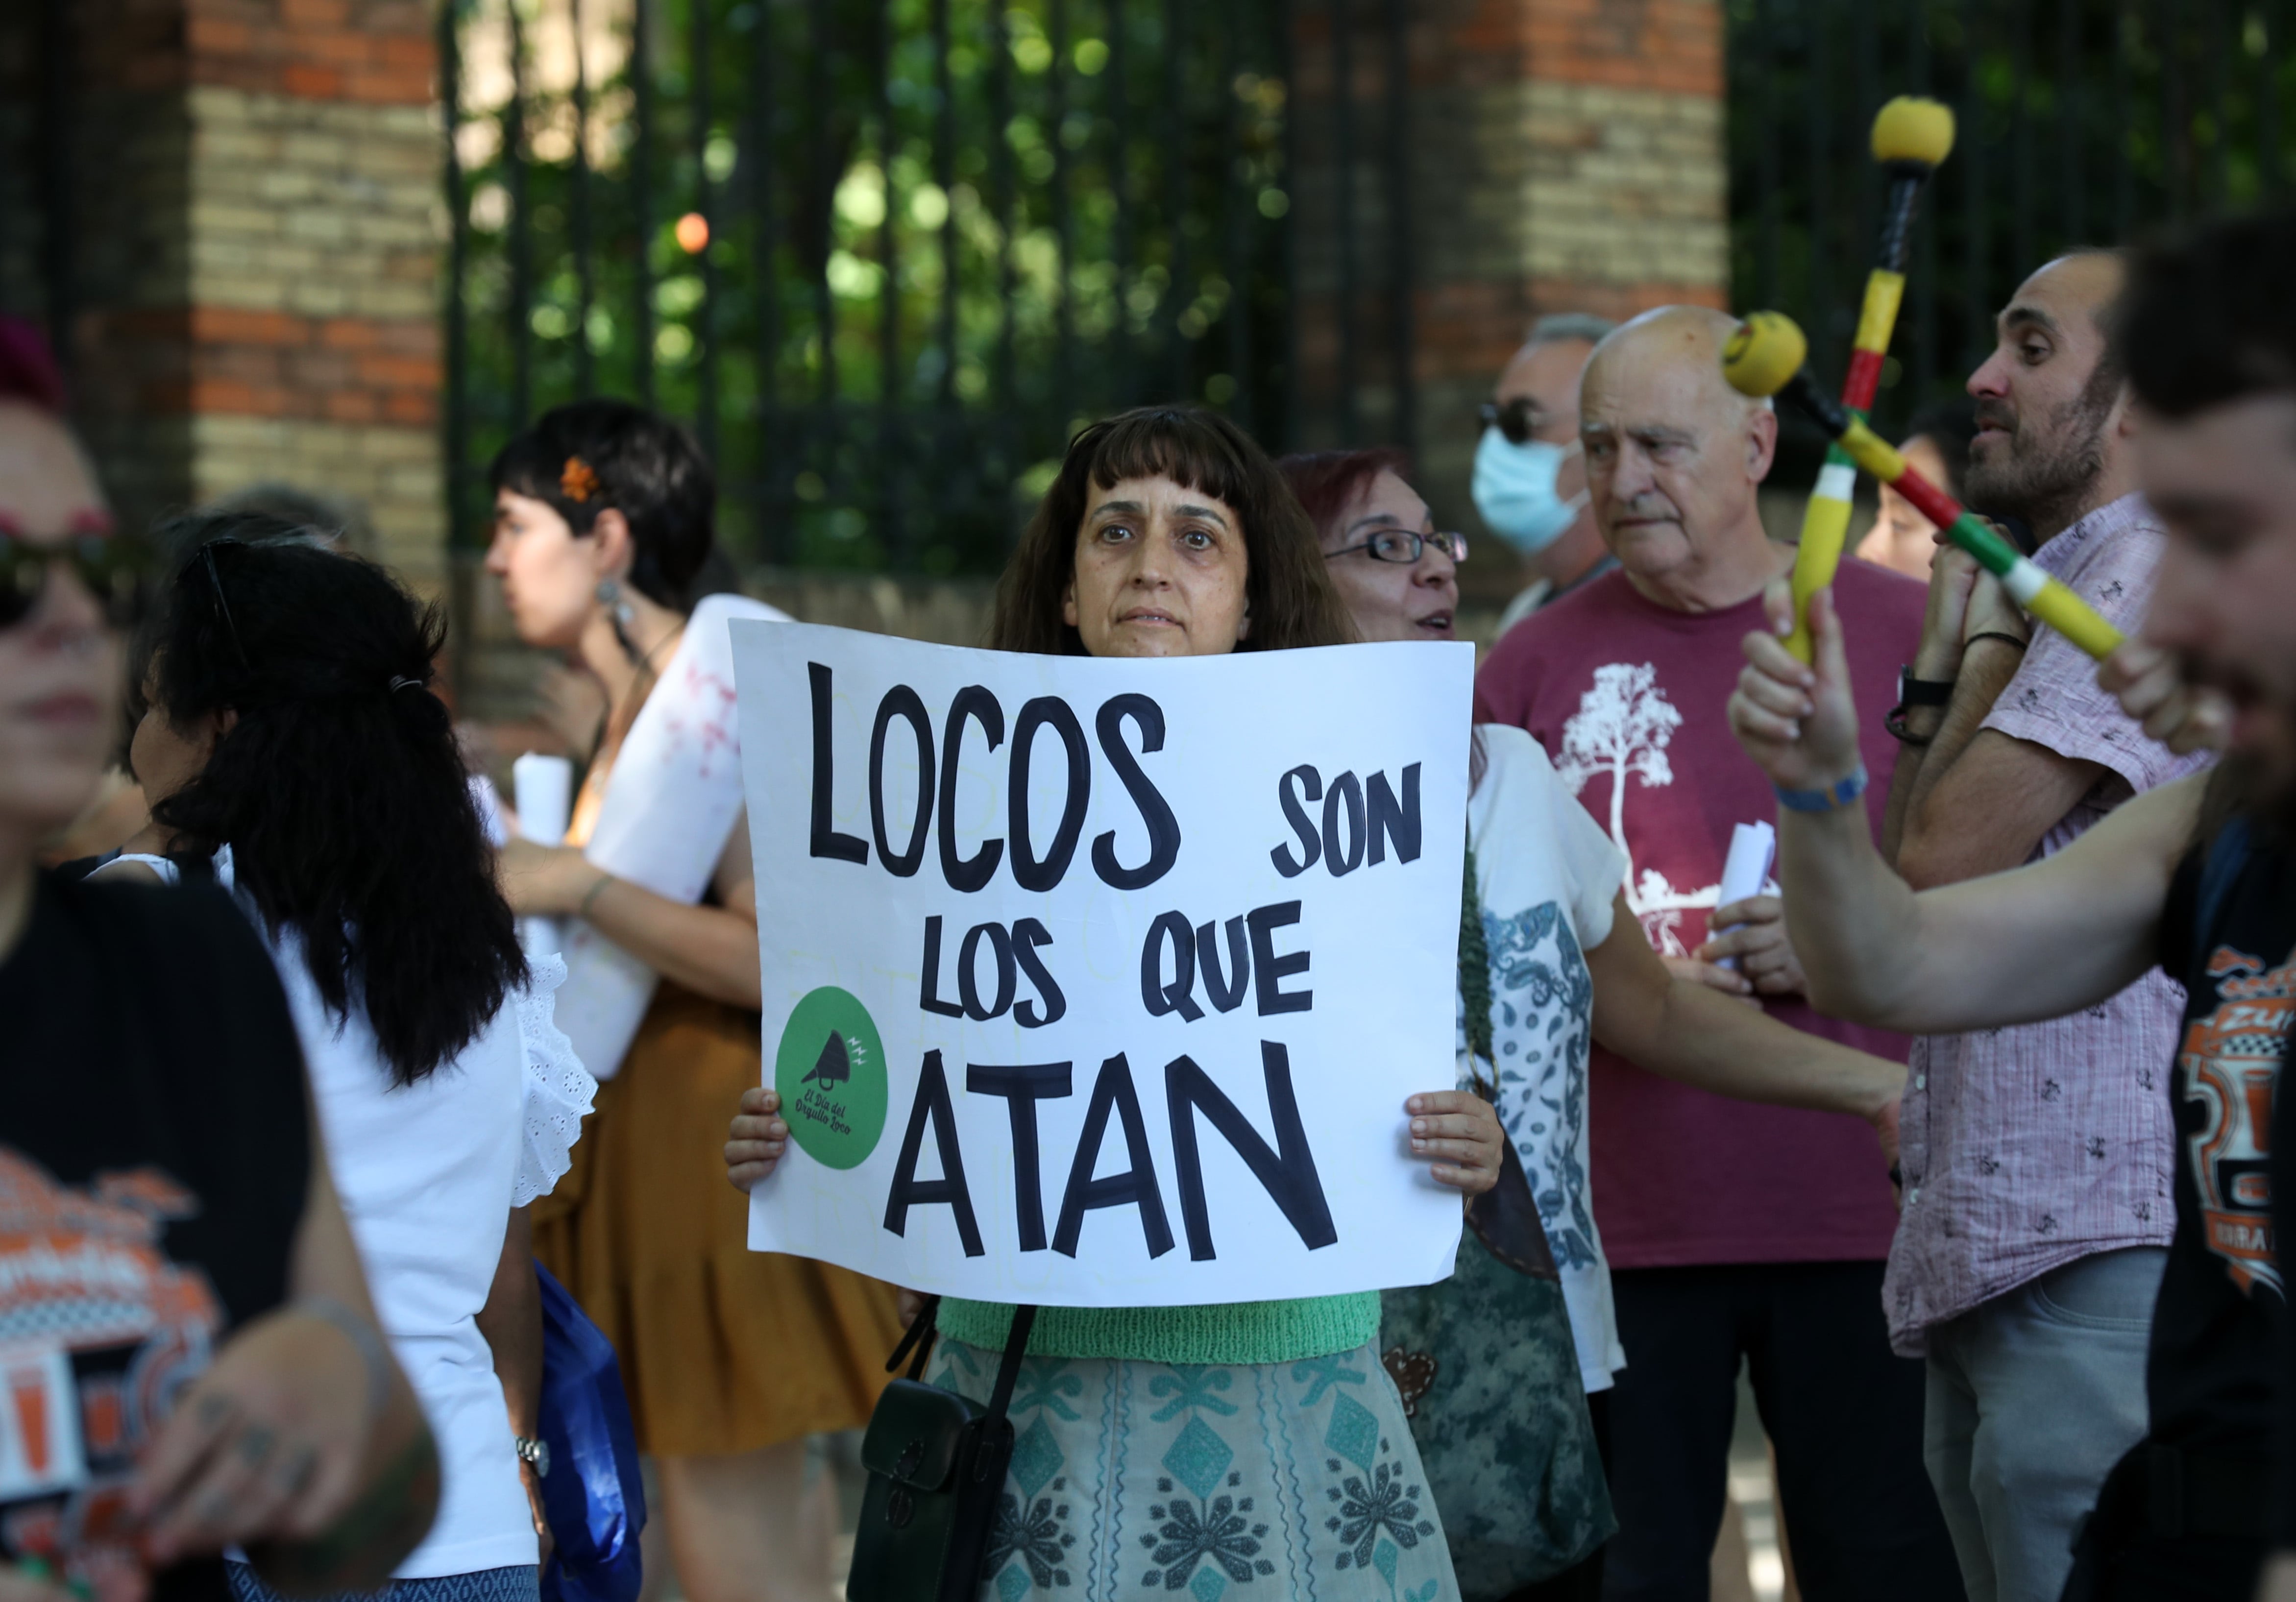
[
  {"xmin": 0, "ymin": 367, "xmax": 440, "ymax": 1602},
  {"xmin": 1279, "ymin": 448, "xmax": 1909, "ymax": 1602}
]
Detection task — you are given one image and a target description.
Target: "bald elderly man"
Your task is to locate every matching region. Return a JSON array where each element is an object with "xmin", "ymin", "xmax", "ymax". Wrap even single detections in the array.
[{"xmin": 1474, "ymin": 308, "xmax": 1959, "ymax": 1600}]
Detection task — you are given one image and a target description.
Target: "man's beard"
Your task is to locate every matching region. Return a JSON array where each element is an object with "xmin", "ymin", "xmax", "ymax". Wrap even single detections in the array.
[{"xmin": 1964, "ymin": 364, "xmax": 2118, "ymax": 534}]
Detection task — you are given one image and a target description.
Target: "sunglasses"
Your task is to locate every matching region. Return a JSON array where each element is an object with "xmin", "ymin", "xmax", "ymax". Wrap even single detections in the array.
[
  {"xmin": 0, "ymin": 528, "xmax": 153, "ymax": 631},
  {"xmin": 1479, "ymin": 397, "xmax": 1545, "ymax": 446}
]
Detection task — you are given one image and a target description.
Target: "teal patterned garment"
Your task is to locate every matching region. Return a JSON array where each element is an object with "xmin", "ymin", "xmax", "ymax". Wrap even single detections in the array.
[
  {"xmin": 1379, "ymin": 1237, "xmax": 1614, "ymax": 1598},
  {"xmin": 930, "ymin": 1337, "xmax": 1461, "ymax": 1602}
]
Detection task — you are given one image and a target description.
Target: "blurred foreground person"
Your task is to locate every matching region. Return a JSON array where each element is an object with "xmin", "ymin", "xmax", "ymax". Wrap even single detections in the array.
[
  {"xmin": 1729, "ymin": 212, "xmax": 2296, "ymax": 1602},
  {"xmin": 94, "ymin": 521, "xmax": 596, "ymax": 1602},
  {"xmin": 0, "ymin": 388, "xmax": 437, "ymax": 1602},
  {"xmin": 486, "ymin": 401, "xmax": 900, "ymax": 1602}
]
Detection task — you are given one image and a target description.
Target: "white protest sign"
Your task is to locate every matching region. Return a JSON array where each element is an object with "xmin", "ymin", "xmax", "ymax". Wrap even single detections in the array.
[
  {"xmin": 554, "ymin": 592, "xmax": 788, "ymax": 1080},
  {"xmin": 734, "ymin": 623, "xmax": 1474, "ymax": 1308}
]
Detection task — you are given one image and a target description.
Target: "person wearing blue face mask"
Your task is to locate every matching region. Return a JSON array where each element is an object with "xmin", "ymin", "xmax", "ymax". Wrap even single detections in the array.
[{"xmin": 1474, "ymin": 313, "xmax": 1618, "ymax": 637}]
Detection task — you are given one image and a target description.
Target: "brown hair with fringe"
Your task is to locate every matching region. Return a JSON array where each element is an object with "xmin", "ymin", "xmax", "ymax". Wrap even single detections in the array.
[
  {"xmin": 988, "ymin": 406, "xmax": 1358, "ymax": 655},
  {"xmin": 1275, "ymin": 447, "xmax": 1413, "ymax": 546}
]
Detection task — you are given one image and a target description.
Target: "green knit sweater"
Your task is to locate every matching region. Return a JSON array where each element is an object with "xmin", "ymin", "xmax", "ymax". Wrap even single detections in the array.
[{"xmin": 936, "ymin": 1292, "xmax": 1380, "ymax": 1367}]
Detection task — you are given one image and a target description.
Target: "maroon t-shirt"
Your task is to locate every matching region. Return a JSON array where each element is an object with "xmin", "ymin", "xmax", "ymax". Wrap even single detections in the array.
[{"xmin": 1474, "ymin": 557, "xmax": 1922, "ymax": 1268}]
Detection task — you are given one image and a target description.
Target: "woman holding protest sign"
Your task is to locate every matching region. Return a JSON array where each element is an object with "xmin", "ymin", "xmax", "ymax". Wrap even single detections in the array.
[
  {"xmin": 485, "ymin": 401, "xmax": 903, "ymax": 1602},
  {"xmin": 728, "ymin": 406, "xmax": 1500, "ymax": 1602},
  {"xmin": 1285, "ymin": 447, "xmax": 1910, "ymax": 1601}
]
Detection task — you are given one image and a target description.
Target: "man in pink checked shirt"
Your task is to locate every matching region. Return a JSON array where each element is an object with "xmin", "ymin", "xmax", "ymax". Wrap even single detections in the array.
[{"xmin": 1878, "ymin": 247, "xmax": 2210, "ymax": 1602}]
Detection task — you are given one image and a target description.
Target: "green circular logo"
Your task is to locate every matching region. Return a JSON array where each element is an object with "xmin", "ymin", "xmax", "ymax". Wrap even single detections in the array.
[{"xmin": 773, "ymin": 986, "xmax": 889, "ymax": 1170}]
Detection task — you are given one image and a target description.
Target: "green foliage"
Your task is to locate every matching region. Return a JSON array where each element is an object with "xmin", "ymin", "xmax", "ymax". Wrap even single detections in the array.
[
  {"xmin": 1727, "ymin": 0, "xmax": 2294, "ymax": 464},
  {"xmin": 447, "ymin": 0, "xmax": 1292, "ymax": 573}
]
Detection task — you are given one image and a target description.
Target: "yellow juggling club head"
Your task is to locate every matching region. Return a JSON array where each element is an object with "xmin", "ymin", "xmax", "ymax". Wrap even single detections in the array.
[
  {"xmin": 1871, "ymin": 97, "xmax": 1956, "ymax": 169},
  {"xmin": 1721, "ymin": 312, "xmax": 1807, "ymax": 402}
]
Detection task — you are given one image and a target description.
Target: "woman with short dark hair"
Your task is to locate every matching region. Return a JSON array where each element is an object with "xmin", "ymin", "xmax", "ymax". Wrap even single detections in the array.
[
  {"xmin": 733, "ymin": 406, "xmax": 1502, "ymax": 1602},
  {"xmin": 486, "ymin": 399, "xmax": 904, "ymax": 1602}
]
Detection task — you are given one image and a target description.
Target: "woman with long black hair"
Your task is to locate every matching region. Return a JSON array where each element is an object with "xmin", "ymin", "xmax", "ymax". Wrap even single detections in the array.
[{"xmin": 95, "ymin": 517, "xmax": 593, "ymax": 1602}]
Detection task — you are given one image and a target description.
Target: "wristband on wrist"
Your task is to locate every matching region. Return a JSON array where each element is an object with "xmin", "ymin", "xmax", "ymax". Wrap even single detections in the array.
[
  {"xmin": 293, "ymin": 1294, "xmax": 394, "ymax": 1423},
  {"xmin": 1896, "ymin": 665, "xmax": 1956, "ymax": 707},
  {"xmin": 1774, "ymin": 763, "xmax": 1870, "ymax": 814},
  {"xmin": 1883, "ymin": 704, "xmax": 1937, "ymax": 747},
  {"xmin": 1966, "ymin": 630, "xmax": 2030, "ymax": 653}
]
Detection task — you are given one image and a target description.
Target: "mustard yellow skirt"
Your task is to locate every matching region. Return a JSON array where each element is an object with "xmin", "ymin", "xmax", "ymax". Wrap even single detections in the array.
[{"xmin": 534, "ymin": 982, "xmax": 905, "ymax": 1456}]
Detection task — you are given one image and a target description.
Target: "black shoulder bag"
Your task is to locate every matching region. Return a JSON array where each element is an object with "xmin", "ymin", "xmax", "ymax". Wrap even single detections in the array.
[{"xmin": 846, "ymin": 1296, "xmax": 1038, "ymax": 1602}]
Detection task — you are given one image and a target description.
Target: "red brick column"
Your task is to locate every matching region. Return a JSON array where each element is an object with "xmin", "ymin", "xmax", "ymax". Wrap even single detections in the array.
[
  {"xmin": 1290, "ymin": 0, "xmax": 1728, "ymax": 550},
  {"xmin": 39, "ymin": 0, "xmax": 445, "ymax": 585}
]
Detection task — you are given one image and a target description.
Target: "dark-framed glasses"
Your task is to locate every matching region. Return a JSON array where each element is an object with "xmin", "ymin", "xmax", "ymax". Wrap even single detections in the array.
[
  {"xmin": 1479, "ymin": 397, "xmax": 1545, "ymax": 446},
  {"xmin": 0, "ymin": 525, "xmax": 152, "ymax": 630},
  {"xmin": 1325, "ymin": 528, "xmax": 1469, "ymax": 565}
]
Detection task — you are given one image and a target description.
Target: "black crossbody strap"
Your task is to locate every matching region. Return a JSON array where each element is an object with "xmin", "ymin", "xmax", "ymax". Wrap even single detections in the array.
[
  {"xmin": 984, "ymin": 1305, "xmax": 1037, "ymax": 1425},
  {"xmin": 886, "ymin": 1294, "xmax": 941, "ymax": 1378}
]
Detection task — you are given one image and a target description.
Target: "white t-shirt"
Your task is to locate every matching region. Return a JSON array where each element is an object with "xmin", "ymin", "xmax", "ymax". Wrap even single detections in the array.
[
  {"xmin": 1462, "ymin": 726, "xmax": 1629, "ymax": 1393},
  {"xmin": 105, "ymin": 849, "xmax": 593, "ymax": 1577}
]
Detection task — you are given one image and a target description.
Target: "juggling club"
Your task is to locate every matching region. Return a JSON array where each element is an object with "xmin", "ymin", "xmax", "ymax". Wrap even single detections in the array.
[
  {"xmin": 1784, "ymin": 96, "xmax": 1957, "ymax": 662},
  {"xmin": 1726, "ymin": 311, "xmax": 2124, "ymax": 660}
]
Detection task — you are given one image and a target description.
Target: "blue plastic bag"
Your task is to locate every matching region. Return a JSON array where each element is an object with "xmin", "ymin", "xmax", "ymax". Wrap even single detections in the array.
[{"xmin": 536, "ymin": 1261, "xmax": 646, "ymax": 1602}]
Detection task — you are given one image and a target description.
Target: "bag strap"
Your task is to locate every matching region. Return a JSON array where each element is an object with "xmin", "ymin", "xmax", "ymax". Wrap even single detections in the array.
[
  {"xmin": 983, "ymin": 1306, "xmax": 1037, "ymax": 1426},
  {"xmin": 2196, "ymin": 815, "xmax": 2252, "ymax": 957},
  {"xmin": 886, "ymin": 1294, "xmax": 941, "ymax": 1379}
]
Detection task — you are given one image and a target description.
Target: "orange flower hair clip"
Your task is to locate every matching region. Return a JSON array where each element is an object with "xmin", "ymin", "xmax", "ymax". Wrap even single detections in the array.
[{"xmin": 561, "ymin": 456, "xmax": 601, "ymax": 503}]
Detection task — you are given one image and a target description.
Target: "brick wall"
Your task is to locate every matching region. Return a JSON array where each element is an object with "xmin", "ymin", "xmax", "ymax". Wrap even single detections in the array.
[
  {"xmin": 5, "ymin": 0, "xmax": 445, "ymax": 589},
  {"xmin": 1289, "ymin": 0, "xmax": 1728, "ymax": 593}
]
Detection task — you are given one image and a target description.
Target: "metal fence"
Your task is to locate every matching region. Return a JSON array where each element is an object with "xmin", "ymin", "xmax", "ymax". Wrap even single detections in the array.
[
  {"xmin": 442, "ymin": 0, "xmax": 1349, "ymax": 575},
  {"xmin": 1728, "ymin": 0, "xmax": 2295, "ymax": 454}
]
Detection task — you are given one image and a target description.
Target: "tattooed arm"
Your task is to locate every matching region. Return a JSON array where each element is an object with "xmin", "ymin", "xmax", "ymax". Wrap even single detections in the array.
[{"xmin": 134, "ymin": 1124, "xmax": 440, "ymax": 1596}]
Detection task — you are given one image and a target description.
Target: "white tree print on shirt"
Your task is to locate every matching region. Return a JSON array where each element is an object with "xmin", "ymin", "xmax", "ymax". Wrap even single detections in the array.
[{"xmin": 1554, "ymin": 662, "xmax": 1716, "ymax": 956}]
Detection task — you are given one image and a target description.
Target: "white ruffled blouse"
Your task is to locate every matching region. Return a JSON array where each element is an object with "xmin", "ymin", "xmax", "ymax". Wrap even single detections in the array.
[{"xmin": 107, "ymin": 848, "xmax": 594, "ymax": 1576}]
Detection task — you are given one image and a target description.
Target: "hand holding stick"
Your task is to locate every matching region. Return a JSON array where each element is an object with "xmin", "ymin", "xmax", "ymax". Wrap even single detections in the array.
[{"xmin": 1783, "ymin": 96, "xmax": 1956, "ymax": 662}]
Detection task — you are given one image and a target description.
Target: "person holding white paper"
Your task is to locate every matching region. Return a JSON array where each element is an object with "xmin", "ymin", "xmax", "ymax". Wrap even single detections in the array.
[
  {"xmin": 485, "ymin": 401, "xmax": 902, "ymax": 1602},
  {"xmin": 729, "ymin": 407, "xmax": 1503, "ymax": 1602}
]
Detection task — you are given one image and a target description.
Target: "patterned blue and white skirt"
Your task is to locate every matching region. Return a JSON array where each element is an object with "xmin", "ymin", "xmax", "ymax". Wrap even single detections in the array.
[
  {"xmin": 225, "ymin": 1562, "xmax": 539, "ymax": 1602},
  {"xmin": 930, "ymin": 1338, "xmax": 1462, "ymax": 1602}
]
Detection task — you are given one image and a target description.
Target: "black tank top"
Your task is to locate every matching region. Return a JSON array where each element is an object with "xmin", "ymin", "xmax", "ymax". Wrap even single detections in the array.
[
  {"xmin": 0, "ymin": 872, "xmax": 310, "ymax": 1601},
  {"xmin": 2150, "ymin": 820, "xmax": 2295, "ymax": 1463}
]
